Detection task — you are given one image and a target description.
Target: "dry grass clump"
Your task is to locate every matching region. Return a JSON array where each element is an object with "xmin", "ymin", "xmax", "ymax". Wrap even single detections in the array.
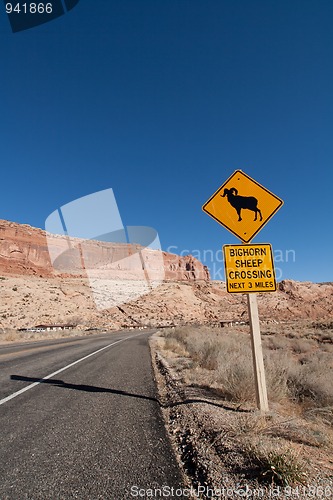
[
  {"xmin": 246, "ymin": 444, "xmax": 307, "ymax": 486},
  {"xmin": 0, "ymin": 328, "xmax": 20, "ymax": 342},
  {"xmin": 216, "ymin": 344, "xmax": 255, "ymax": 402},
  {"xmin": 220, "ymin": 411, "xmax": 327, "ymax": 484},
  {"xmin": 157, "ymin": 324, "xmax": 333, "ymax": 489},
  {"xmin": 232, "ymin": 412, "xmax": 329, "ymax": 448},
  {"xmin": 226, "ymin": 414, "xmax": 309, "ymax": 485},
  {"xmin": 162, "ymin": 325, "xmax": 333, "ymax": 411},
  {"xmin": 163, "ymin": 336, "xmax": 189, "ymax": 357},
  {"xmin": 264, "ymin": 335, "xmax": 291, "ymax": 350},
  {"xmin": 162, "ymin": 326, "xmax": 222, "ymax": 370},
  {"xmin": 164, "ymin": 327, "xmax": 290, "ymax": 403},
  {"xmin": 290, "ymin": 338, "xmax": 315, "ymax": 354},
  {"xmin": 288, "ymin": 351, "xmax": 333, "ymax": 408},
  {"xmin": 215, "ymin": 348, "xmax": 291, "ymax": 403},
  {"xmin": 162, "ymin": 327, "xmax": 292, "ymax": 403},
  {"xmin": 312, "ymin": 330, "xmax": 333, "ymax": 343},
  {"xmin": 264, "ymin": 335, "xmax": 315, "ymax": 354}
]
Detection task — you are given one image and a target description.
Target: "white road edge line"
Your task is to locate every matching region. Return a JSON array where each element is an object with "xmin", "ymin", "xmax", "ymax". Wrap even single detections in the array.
[{"xmin": 0, "ymin": 334, "xmax": 140, "ymax": 407}]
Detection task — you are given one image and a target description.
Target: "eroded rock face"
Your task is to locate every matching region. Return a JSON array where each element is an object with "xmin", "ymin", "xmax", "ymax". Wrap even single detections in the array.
[
  {"xmin": 162, "ymin": 253, "xmax": 210, "ymax": 281},
  {"xmin": 0, "ymin": 220, "xmax": 210, "ymax": 282},
  {"xmin": 0, "ymin": 222, "xmax": 53, "ymax": 277},
  {"xmin": 1, "ymin": 220, "xmax": 332, "ymax": 330}
]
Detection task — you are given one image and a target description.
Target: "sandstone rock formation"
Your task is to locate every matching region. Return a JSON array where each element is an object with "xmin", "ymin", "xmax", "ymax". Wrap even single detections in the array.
[
  {"xmin": 0, "ymin": 220, "xmax": 332, "ymax": 331},
  {"xmin": 0, "ymin": 220, "xmax": 210, "ymax": 281},
  {"xmin": 0, "ymin": 221, "xmax": 53, "ymax": 277}
]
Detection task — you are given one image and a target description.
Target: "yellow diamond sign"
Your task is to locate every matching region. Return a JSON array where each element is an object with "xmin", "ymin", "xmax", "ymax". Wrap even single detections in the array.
[
  {"xmin": 202, "ymin": 170, "xmax": 283, "ymax": 243},
  {"xmin": 223, "ymin": 243, "xmax": 276, "ymax": 293}
]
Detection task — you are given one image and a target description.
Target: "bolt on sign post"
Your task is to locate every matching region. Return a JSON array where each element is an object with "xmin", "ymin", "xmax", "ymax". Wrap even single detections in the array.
[{"xmin": 202, "ymin": 171, "xmax": 283, "ymax": 413}]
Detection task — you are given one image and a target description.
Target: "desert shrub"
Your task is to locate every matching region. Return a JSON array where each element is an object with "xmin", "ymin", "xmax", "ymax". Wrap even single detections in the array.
[
  {"xmin": 0, "ymin": 328, "xmax": 20, "ymax": 342},
  {"xmin": 288, "ymin": 352, "xmax": 333, "ymax": 407},
  {"xmin": 216, "ymin": 350, "xmax": 256, "ymax": 402},
  {"xmin": 163, "ymin": 327, "xmax": 292, "ymax": 403},
  {"xmin": 161, "ymin": 326, "xmax": 333, "ymax": 407},
  {"xmin": 290, "ymin": 338, "xmax": 315, "ymax": 354},
  {"xmin": 264, "ymin": 351, "xmax": 291, "ymax": 402},
  {"xmin": 247, "ymin": 444, "xmax": 307, "ymax": 486},
  {"xmin": 163, "ymin": 325, "xmax": 192, "ymax": 346},
  {"xmin": 185, "ymin": 335, "xmax": 223, "ymax": 370},
  {"xmin": 214, "ymin": 346, "xmax": 290, "ymax": 403},
  {"xmin": 207, "ymin": 333, "xmax": 257, "ymax": 402},
  {"xmin": 264, "ymin": 335, "xmax": 291, "ymax": 351},
  {"xmin": 314, "ymin": 330, "xmax": 333, "ymax": 343},
  {"xmin": 304, "ymin": 406, "xmax": 333, "ymax": 426},
  {"xmin": 164, "ymin": 336, "xmax": 189, "ymax": 356},
  {"xmin": 164, "ymin": 327, "xmax": 222, "ymax": 366},
  {"xmin": 198, "ymin": 340, "xmax": 220, "ymax": 370}
]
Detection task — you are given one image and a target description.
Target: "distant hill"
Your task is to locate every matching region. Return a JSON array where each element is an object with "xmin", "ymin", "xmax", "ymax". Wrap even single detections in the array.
[{"xmin": 0, "ymin": 220, "xmax": 332, "ymax": 331}]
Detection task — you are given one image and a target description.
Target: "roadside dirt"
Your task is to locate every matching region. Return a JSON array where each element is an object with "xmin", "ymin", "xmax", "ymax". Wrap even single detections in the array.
[{"xmin": 150, "ymin": 332, "xmax": 333, "ymax": 499}]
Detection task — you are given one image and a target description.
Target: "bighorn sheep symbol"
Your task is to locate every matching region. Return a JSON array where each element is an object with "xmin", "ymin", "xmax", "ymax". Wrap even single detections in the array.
[{"xmin": 221, "ymin": 188, "xmax": 263, "ymax": 222}]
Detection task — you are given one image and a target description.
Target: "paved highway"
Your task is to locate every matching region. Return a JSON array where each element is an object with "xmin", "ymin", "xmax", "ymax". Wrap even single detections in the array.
[{"xmin": 0, "ymin": 330, "xmax": 184, "ymax": 499}]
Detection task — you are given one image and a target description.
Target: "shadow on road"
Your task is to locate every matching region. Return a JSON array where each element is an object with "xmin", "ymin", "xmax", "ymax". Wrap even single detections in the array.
[{"xmin": 10, "ymin": 374, "xmax": 250, "ymax": 412}]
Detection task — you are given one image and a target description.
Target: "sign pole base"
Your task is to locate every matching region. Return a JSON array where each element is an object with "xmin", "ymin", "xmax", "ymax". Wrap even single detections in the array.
[{"xmin": 247, "ymin": 293, "xmax": 269, "ymax": 413}]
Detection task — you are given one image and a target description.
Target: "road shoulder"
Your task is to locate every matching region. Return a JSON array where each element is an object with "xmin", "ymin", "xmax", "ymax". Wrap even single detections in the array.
[{"xmin": 150, "ymin": 331, "xmax": 333, "ymax": 500}]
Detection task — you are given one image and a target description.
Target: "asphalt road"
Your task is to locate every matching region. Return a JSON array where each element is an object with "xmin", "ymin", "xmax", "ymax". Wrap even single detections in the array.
[{"xmin": 0, "ymin": 330, "xmax": 185, "ymax": 499}]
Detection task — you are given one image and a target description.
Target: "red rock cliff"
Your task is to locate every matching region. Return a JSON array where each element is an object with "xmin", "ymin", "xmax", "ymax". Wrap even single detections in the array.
[{"xmin": 0, "ymin": 220, "xmax": 210, "ymax": 281}]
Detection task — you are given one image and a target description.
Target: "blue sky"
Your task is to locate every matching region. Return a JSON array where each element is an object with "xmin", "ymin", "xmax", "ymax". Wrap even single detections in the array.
[{"xmin": 1, "ymin": 1, "xmax": 332, "ymax": 282}]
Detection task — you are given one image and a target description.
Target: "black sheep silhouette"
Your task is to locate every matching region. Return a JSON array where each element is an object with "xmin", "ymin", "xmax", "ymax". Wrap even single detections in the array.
[{"xmin": 221, "ymin": 188, "xmax": 262, "ymax": 222}]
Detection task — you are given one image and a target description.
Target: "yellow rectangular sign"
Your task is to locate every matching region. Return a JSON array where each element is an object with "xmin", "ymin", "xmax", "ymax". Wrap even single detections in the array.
[{"xmin": 223, "ymin": 243, "xmax": 276, "ymax": 293}]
